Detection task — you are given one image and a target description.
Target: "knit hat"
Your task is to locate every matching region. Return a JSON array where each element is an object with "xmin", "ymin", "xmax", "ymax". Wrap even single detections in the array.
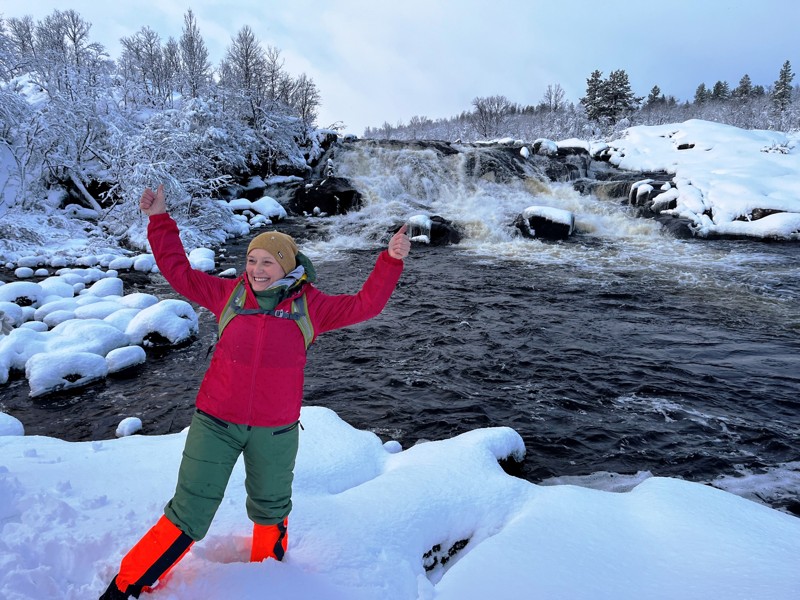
[{"xmin": 247, "ymin": 231, "xmax": 298, "ymax": 275}]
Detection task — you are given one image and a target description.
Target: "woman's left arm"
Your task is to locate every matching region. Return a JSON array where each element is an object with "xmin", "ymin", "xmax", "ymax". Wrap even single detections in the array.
[{"xmin": 311, "ymin": 226, "xmax": 409, "ymax": 334}]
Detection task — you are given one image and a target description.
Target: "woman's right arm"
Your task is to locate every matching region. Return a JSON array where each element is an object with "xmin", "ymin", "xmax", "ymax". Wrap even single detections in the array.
[{"xmin": 141, "ymin": 186, "xmax": 229, "ymax": 313}]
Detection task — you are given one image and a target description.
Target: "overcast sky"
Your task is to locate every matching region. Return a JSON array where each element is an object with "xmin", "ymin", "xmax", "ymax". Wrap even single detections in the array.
[{"xmin": 6, "ymin": 1, "xmax": 799, "ymax": 134}]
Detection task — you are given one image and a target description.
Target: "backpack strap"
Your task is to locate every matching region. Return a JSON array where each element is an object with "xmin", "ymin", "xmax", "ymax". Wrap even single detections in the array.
[
  {"xmin": 218, "ymin": 281, "xmax": 315, "ymax": 349},
  {"xmin": 290, "ymin": 292, "xmax": 314, "ymax": 350}
]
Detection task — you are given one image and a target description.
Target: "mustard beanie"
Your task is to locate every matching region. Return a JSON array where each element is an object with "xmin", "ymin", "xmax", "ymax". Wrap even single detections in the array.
[{"xmin": 247, "ymin": 231, "xmax": 298, "ymax": 275}]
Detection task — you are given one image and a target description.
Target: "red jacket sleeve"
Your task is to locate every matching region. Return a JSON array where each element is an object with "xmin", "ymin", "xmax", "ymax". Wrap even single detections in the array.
[
  {"xmin": 147, "ymin": 213, "xmax": 233, "ymax": 315},
  {"xmin": 309, "ymin": 250, "xmax": 404, "ymax": 335}
]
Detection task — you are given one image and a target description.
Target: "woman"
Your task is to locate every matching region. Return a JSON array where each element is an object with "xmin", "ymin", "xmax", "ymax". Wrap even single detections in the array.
[{"xmin": 101, "ymin": 185, "xmax": 410, "ymax": 599}]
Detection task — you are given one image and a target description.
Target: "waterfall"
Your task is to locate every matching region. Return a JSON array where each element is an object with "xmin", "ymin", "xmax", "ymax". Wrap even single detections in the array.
[{"xmin": 301, "ymin": 140, "xmax": 672, "ymax": 266}]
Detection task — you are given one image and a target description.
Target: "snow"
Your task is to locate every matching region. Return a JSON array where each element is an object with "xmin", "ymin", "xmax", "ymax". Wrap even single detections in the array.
[
  {"xmin": 0, "ymin": 412, "xmax": 24, "ymax": 436},
  {"xmin": 0, "ymin": 271, "xmax": 198, "ymax": 391},
  {"xmin": 106, "ymin": 345, "xmax": 147, "ymax": 374},
  {"xmin": 0, "ymin": 406, "xmax": 797, "ymax": 600},
  {"xmin": 522, "ymin": 205, "xmax": 575, "ymax": 227},
  {"xmin": 115, "ymin": 416, "xmax": 143, "ymax": 437},
  {"xmin": 216, "ymin": 195, "xmax": 287, "ymax": 231},
  {"xmin": 1, "ymin": 119, "xmax": 800, "ymax": 598},
  {"xmin": 607, "ymin": 119, "xmax": 800, "ymax": 239}
]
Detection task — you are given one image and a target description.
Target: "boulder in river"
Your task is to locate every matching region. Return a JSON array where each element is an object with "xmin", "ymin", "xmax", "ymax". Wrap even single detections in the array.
[
  {"xmin": 291, "ymin": 177, "xmax": 362, "ymax": 216},
  {"xmin": 514, "ymin": 206, "xmax": 575, "ymax": 240}
]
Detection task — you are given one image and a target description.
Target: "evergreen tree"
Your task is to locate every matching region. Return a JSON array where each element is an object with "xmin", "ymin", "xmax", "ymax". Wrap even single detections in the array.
[
  {"xmin": 694, "ymin": 83, "xmax": 710, "ymax": 104},
  {"xmin": 646, "ymin": 84, "xmax": 663, "ymax": 106},
  {"xmin": 733, "ymin": 74, "xmax": 753, "ymax": 99},
  {"xmin": 711, "ymin": 80, "xmax": 730, "ymax": 101},
  {"xmin": 604, "ymin": 69, "xmax": 641, "ymax": 123},
  {"xmin": 772, "ymin": 60, "xmax": 794, "ymax": 112},
  {"xmin": 580, "ymin": 69, "xmax": 605, "ymax": 121}
]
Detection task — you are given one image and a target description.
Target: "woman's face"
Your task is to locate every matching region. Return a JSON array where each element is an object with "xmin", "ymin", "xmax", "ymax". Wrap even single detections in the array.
[{"xmin": 246, "ymin": 249, "xmax": 285, "ymax": 291}]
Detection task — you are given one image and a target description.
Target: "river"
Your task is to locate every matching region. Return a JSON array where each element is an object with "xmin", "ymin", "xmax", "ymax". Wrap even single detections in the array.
[{"xmin": 3, "ymin": 141, "xmax": 799, "ymax": 514}]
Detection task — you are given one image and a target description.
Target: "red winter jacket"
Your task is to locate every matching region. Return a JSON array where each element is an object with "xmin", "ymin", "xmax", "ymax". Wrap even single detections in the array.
[{"xmin": 147, "ymin": 213, "xmax": 404, "ymax": 427}]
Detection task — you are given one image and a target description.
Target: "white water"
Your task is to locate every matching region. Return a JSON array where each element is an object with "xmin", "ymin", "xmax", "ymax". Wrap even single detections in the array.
[{"xmin": 310, "ymin": 143, "xmax": 800, "ymax": 309}]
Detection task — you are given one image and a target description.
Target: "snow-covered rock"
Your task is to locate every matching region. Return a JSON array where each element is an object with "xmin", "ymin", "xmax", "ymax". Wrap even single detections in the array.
[
  {"xmin": 26, "ymin": 350, "xmax": 109, "ymax": 397},
  {"xmin": 0, "ymin": 412, "xmax": 24, "ymax": 436},
  {"xmin": 116, "ymin": 416, "xmax": 143, "ymax": 437},
  {"xmin": 125, "ymin": 299, "xmax": 198, "ymax": 346}
]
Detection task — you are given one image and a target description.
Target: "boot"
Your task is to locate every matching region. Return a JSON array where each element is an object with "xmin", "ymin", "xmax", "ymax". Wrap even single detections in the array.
[
  {"xmin": 250, "ymin": 518, "xmax": 288, "ymax": 562},
  {"xmin": 100, "ymin": 515, "xmax": 193, "ymax": 599},
  {"xmin": 99, "ymin": 576, "xmax": 140, "ymax": 599}
]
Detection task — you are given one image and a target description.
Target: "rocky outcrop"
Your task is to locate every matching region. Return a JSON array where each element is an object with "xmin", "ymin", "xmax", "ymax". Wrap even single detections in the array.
[{"xmin": 290, "ymin": 177, "xmax": 362, "ymax": 216}]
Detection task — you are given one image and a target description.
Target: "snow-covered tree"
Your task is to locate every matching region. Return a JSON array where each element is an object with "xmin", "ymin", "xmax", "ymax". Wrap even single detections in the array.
[
  {"xmin": 218, "ymin": 25, "xmax": 268, "ymax": 124},
  {"xmin": 178, "ymin": 9, "xmax": 211, "ymax": 99},
  {"xmin": 263, "ymin": 45, "xmax": 294, "ymax": 108},
  {"xmin": 290, "ymin": 72, "xmax": 321, "ymax": 128},
  {"xmin": 470, "ymin": 95, "xmax": 513, "ymax": 138},
  {"xmin": 580, "ymin": 69, "xmax": 605, "ymax": 121},
  {"xmin": 119, "ymin": 26, "xmax": 170, "ymax": 108},
  {"xmin": 772, "ymin": 60, "xmax": 794, "ymax": 112},
  {"xmin": 542, "ymin": 83, "xmax": 566, "ymax": 112},
  {"xmin": 711, "ymin": 80, "xmax": 730, "ymax": 101}
]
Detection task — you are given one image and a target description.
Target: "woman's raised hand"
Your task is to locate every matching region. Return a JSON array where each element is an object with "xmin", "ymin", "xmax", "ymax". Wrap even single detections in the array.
[
  {"xmin": 388, "ymin": 224, "xmax": 411, "ymax": 260},
  {"xmin": 139, "ymin": 184, "xmax": 167, "ymax": 216}
]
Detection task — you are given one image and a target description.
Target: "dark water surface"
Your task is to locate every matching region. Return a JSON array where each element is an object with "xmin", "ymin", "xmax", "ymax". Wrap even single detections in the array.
[{"xmin": 2, "ymin": 228, "xmax": 799, "ymax": 513}]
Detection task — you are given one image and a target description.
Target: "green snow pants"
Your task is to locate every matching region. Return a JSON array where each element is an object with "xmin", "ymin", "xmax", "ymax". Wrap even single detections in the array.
[{"xmin": 164, "ymin": 409, "xmax": 300, "ymax": 541}]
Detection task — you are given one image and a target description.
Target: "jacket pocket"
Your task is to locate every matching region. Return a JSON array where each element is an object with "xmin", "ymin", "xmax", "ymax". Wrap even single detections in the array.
[
  {"xmin": 273, "ymin": 421, "xmax": 302, "ymax": 436},
  {"xmin": 196, "ymin": 408, "xmax": 229, "ymax": 429}
]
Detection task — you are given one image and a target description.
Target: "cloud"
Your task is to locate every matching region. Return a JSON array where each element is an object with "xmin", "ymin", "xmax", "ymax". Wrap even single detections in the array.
[{"xmin": 7, "ymin": 0, "xmax": 799, "ymax": 134}]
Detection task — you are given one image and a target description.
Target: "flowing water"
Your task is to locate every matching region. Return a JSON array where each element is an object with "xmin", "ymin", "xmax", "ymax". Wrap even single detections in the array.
[{"xmin": 3, "ymin": 141, "xmax": 799, "ymax": 514}]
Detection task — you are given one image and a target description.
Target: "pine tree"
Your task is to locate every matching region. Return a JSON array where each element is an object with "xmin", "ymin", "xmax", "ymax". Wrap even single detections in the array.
[
  {"xmin": 772, "ymin": 60, "xmax": 794, "ymax": 112},
  {"xmin": 732, "ymin": 74, "xmax": 753, "ymax": 99},
  {"xmin": 646, "ymin": 85, "xmax": 663, "ymax": 106},
  {"xmin": 694, "ymin": 83, "xmax": 710, "ymax": 104},
  {"xmin": 580, "ymin": 69, "xmax": 605, "ymax": 121},
  {"xmin": 711, "ymin": 80, "xmax": 730, "ymax": 101},
  {"xmin": 604, "ymin": 69, "xmax": 641, "ymax": 123}
]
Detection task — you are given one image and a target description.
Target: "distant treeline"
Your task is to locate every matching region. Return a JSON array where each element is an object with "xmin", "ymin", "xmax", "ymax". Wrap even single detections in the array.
[{"xmin": 363, "ymin": 63, "xmax": 798, "ymax": 142}]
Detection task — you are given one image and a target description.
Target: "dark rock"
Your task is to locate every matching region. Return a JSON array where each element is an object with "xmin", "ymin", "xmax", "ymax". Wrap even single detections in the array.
[
  {"xmin": 290, "ymin": 177, "xmax": 362, "ymax": 216},
  {"xmin": 735, "ymin": 208, "xmax": 783, "ymax": 221},
  {"xmin": 428, "ymin": 216, "xmax": 462, "ymax": 245},
  {"xmin": 514, "ymin": 207, "xmax": 575, "ymax": 240},
  {"xmin": 654, "ymin": 214, "xmax": 696, "ymax": 238},
  {"xmin": 407, "ymin": 216, "xmax": 462, "ymax": 246}
]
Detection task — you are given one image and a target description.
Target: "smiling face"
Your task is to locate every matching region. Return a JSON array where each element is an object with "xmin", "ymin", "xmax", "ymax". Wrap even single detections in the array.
[{"xmin": 246, "ymin": 248, "xmax": 286, "ymax": 291}]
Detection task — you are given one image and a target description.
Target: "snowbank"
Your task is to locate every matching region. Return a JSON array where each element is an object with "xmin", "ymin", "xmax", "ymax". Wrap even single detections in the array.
[
  {"xmin": 607, "ymin": 120, "xmax": 800, "ymax": 239},
  {"xmin": 0, "ymin": 406, "xmax": 797, "ymax": 600}
]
